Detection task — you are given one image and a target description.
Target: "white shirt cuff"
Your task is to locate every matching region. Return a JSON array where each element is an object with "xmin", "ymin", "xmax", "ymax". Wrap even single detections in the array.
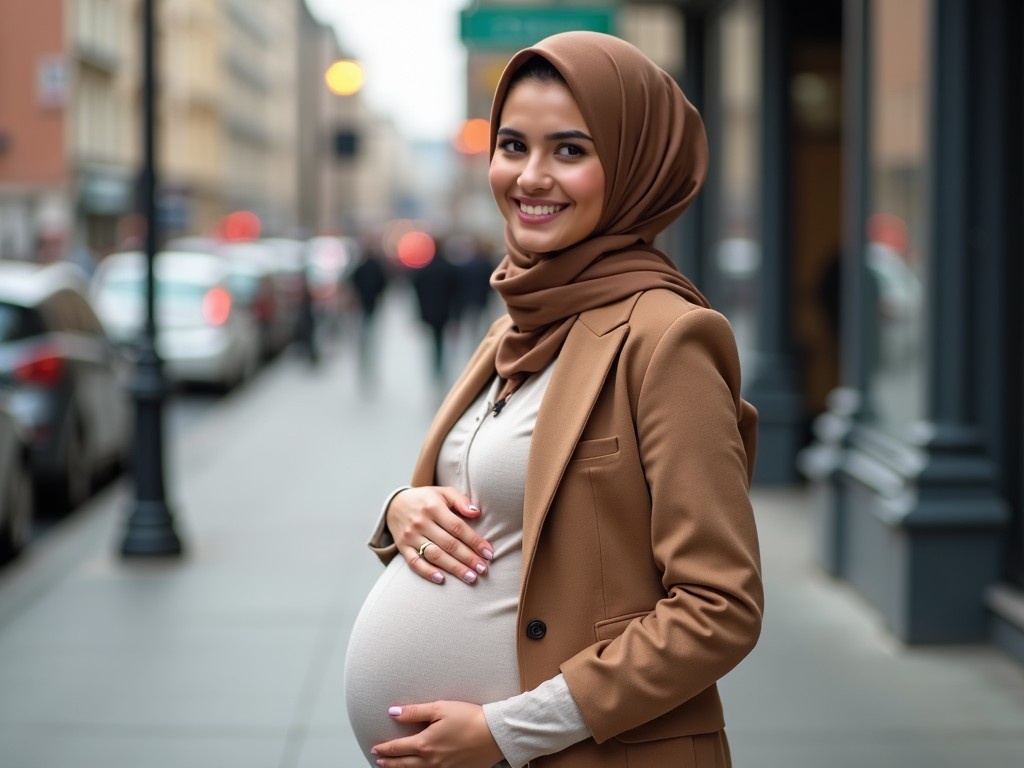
[{"xmin": 482, "ymin": 674, "xmax": 592, "ymax": 768}]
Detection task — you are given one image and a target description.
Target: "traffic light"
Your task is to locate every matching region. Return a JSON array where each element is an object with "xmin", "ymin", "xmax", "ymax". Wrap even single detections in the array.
[{"xmin": 334, "ymin": 129, "xmax": 360, "ymax": 158}]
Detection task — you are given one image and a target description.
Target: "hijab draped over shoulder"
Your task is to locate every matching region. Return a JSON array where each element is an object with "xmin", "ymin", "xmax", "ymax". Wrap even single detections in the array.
[{"xmin": 488, "ymin": 31, "xmax": 711, "ymax": 387}]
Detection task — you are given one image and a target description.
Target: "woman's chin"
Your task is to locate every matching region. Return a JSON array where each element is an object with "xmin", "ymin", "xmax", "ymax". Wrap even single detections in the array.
[{"xmin": 513, "ymin": 232, "xmax": 569, "ymax": 255}]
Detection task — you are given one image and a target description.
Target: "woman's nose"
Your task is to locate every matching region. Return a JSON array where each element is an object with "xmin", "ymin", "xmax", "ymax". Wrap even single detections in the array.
[{"xmin": 517, "ymin": 154, "xmax": 552, "ymax": 192}]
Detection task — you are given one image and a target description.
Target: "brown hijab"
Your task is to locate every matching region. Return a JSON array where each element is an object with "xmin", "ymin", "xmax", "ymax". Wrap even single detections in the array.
[{"xmin": 489, "ymin": 31, "xmax": 710, "ymax": 392}]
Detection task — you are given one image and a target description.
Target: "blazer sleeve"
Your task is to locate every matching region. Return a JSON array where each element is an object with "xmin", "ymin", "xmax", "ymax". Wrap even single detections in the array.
[
  {"xmin": 560, "ymin": 307, "xmax": 764, "ymax": 743},
  {"xmin": 366, "ymin": 486, "xmax": 409, "ymax": 565}
]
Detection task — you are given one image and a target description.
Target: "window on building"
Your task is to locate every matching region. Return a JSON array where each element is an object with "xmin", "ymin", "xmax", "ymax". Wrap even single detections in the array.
[
  {"xmin": 710, "ymin": 0, "xmax": 762, "ymax": 370},
  {"xmin": 865, "ymin": 0, "xmax": 931, "ymax": 438}
]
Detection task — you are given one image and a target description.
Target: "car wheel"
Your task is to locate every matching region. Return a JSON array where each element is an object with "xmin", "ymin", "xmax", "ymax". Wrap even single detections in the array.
[{"xmin": 0, "ymin": 455, "xmax": 33, "ymax": 563}]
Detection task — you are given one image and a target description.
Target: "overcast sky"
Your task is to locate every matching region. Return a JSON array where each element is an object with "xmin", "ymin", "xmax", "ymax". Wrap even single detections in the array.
[{"xmin": 305, "ymin": 0, "xmax": 469, "ymax": 143}]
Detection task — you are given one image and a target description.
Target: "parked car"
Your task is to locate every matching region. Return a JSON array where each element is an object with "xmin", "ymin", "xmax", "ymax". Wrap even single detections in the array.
[
  {"xmin": 221, "ymin": 257, "xmax": 280, "ymax": 360},
  {"xmin": 0, "ymin": 393, "xmax": 33, "ymax": 563},
  {"xmin": 258, "ymin": 237, "xmax": 309, "ymax": 346},
  {"xmin": 167, "ymin": 236, "xmax": 306, "ymax": 358},
  {"xmin": 0, "ymin": 259, "xmax": 130, "ymax": 512},
  {"xmin": 217, "ymin": 241, "xmax": 304, "ymax": 358},
  {"xmin": 91, "ymin": 250, "xmax": 261, "ymax": 390},
  {"xmin": 305, "ymin": 235, "xmax": 358, "ymax": 328}
]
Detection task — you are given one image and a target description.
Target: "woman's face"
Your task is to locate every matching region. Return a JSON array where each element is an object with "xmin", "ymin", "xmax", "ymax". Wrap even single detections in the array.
[{"xmin": 489, "ymin": 79, "xmax": 605, "ymax": 254}]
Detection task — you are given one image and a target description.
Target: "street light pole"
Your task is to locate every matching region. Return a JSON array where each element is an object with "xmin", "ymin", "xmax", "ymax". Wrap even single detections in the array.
[{"xmin": 120, "ymin": 0, "xmax": 183, "ymax": 557}]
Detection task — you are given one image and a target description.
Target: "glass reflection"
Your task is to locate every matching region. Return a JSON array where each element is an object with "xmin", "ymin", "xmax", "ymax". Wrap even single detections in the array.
[
  {"xmin": 711, "ymin": 0, "xmax": 762, "ymax": 371},
  {"xmin": 865, "ymin": 0, "xmax": 930, "ymax": 437}
]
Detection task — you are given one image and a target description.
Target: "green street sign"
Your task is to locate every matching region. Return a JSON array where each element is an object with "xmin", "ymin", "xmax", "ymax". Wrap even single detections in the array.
[{"xmin": 460, "ymin": 5, "xmax": 616, "ymax": 51}]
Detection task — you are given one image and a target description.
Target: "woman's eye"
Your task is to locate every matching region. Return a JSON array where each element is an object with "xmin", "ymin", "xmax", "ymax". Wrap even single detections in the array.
[
  {"xmin": 556, "ymin": 144, "xmax": 586, "ymax": 158},
  {"xmin": 499, "ymin": 139, "xmax": 526, "ymax": 153}
]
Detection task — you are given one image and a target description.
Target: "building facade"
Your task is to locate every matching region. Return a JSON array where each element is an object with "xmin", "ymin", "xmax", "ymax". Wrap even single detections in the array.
[
  {"xmin": 0, "ymin": 0, "xmax": 137, "ymax": 266},
  {"xmin": 1, "ymin": 0, "xmax": 406, "ymax": 259},
  {"xmin": 159, "ymin": 0, "xmax": 301, "ymax": 237},
  {"xmin": 614, "ymin": 0, "xmax": 1022, "ymax": 660}
]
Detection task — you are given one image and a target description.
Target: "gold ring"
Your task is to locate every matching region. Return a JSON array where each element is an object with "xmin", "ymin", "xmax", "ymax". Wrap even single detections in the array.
[{"xmin": 418, "ymin": 541, "xmax": 435, "ymax": 558}]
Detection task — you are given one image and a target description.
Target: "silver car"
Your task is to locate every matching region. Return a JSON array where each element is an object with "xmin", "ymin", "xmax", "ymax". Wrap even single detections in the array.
[
  {"xmin": 217, "ymin": 241, "xmax": 305, "ymax": 359},
  {"xmin": 0, "ymin": 260, "xmax": 129, "ymax": 512},
  {"xmin": 91, "ymin": 251, "xmax": 261, "ymax": 390}
]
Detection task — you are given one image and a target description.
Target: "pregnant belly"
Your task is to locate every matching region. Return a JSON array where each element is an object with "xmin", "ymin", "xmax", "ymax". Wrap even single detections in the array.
[{"xmin": 344, "ymin": 555, "xmax": 521, "ymax": 761}]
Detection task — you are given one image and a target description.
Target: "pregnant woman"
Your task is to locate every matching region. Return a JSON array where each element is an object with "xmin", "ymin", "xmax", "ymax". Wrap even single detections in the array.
[{"xmin": 344, "ymin": 31, "xmax": 763, "ymax": 768}]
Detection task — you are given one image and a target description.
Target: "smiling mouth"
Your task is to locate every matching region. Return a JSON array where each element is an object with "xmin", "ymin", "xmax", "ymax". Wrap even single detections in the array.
[{"xmin": 516, "ymin": 200, "xmax": 568, "ymax": 217}]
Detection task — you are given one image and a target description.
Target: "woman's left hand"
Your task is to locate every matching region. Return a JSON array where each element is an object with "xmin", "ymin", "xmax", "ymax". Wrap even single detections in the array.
[{"xmin": 371, "ymin": 700, "xmax": 503, "ymax": 767}]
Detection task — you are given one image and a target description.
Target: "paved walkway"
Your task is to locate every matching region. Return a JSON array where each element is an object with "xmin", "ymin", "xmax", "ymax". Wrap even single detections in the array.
[{"xmin": 1, "ymin": 286, "xmax": 1022, "ymax": 768}]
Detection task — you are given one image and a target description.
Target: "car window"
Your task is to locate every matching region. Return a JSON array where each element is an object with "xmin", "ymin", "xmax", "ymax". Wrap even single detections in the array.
[
  {"xmin": 36, "ymin": 289, "xmax": 105, "ymax": 336},
  {"xmin": 225, "ymin": 273, "xmax": 261, "ymax": 303},
  {"xmin": 101, "ymin": 275, "xmax": 209, "ymax": 304},
  {"xmin": 64, "ymin": 291, "xmax": 105, "ymax": 335},
  {"xmin": 39, "ymin": 290, "xmax": 79, "ymax": 333},
  {"xmin": 0, "ymin": 302, "xmax": 46, "ymax": 342}
]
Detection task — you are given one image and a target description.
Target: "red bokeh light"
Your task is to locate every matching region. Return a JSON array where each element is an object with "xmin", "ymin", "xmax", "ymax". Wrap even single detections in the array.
[
  {"xmin": 222, "ymin": 210, "xmax": 261, "ymax": 241},
  {"xmin": 396, "ymin": 231, "xmax": 436, "ymax": 269},
  {"xmin": 202, "ymin": 287, "xmax": 232, "ymax": 325}
]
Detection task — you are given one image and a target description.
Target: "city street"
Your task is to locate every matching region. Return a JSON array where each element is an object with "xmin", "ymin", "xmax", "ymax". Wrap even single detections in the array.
[{"xmin": 0, "ymin": 286, "xmax": 1023, "ymax": 767}]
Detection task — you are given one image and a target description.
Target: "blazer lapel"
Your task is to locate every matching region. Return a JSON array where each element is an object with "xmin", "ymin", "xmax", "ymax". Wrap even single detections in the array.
[
  {"xmin": 410, "ymin": 317, "xmax": 510, "ymax": 486},
  {"xmin": 520, "ymin": 301, "xmax": 634, "ymax": 585}
]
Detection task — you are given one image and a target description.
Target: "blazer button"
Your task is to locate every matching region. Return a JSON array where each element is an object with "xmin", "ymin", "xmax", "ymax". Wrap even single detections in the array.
[{"xmin": 526, "ymin": 620, "xmax": 547, "ymax": 640}]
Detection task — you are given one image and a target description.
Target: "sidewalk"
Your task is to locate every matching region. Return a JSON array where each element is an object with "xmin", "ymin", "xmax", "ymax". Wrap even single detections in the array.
[{"xmin": 1, "ymin": 288, "xmax": 1023, "ymax": 768}]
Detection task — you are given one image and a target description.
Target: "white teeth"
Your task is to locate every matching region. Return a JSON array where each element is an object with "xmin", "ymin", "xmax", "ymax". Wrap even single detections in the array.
[{"xmin": 520, "ymin": 203, "xmax": 564, "ymax": 215}]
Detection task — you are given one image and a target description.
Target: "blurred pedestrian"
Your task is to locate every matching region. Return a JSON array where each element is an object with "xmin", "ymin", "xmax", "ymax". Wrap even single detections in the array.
[
  {"xmin": 345, "ymin": 32, "xmax": 761, "ymax": 768},
  {"xmin": 409, "ymin": 240, "xmax": 459, "ymax": 389},
  {"xmin": 457, "ymin": 235, "xmax": 497, "ymax": 343},
  {"xmin": 348, "ymin": 236, "xmax": 390, "ymax": 387},
  {"xmin": 295, "ymin": 266, "xmax": 320, "ymax": 366}
]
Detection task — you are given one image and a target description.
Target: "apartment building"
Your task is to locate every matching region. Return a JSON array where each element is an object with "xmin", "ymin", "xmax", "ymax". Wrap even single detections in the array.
[
  {"xmin": 1, "ymin": 0, "xmax": 398, "ymax": 259},
  {"xmin": 0, "ymin": 0, "xmax": 133, "ymax": 264}
]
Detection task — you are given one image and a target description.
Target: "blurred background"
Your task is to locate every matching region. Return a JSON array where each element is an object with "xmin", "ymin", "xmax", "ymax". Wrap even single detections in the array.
[{"xmin": 0, "ymin": 0, "xmax": 1023, "ymax": 766}]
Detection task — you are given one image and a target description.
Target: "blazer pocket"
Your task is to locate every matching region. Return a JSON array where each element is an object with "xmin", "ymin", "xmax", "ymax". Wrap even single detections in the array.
[
  {"xmin": 571, "ymin": 436, "xmax": 619, "ymax": 462},
  {"xmin": 593, "ymin": 609, "xmax": 650, "ymax": 641}
]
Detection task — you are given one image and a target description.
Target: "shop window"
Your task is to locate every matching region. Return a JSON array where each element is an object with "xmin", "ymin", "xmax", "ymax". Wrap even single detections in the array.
[{"xmin": 865, "ymin": 0, "xmax": 930, "ymax": 438}]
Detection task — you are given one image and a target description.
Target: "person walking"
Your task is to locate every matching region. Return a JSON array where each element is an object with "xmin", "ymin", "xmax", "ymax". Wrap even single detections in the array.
[
  {"xmin": 456, "ymin": 235, "xmax": 498, "ymax": 342},
  {"xmin": 409, "ymin": 241, "xmax": 460, "ymax": 389},
  {"xmin": 349, "ymin": 237, "xmax": 390, "ymax": 387},
  {"xmin": 344, "ymin": 31, "xmax": 762, "ymax": 768}
]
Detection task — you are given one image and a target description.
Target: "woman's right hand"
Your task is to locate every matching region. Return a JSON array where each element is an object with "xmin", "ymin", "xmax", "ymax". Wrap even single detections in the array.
[{"xmin": 386, "ymin": 486, "xmax": 494, "ymax": 585}]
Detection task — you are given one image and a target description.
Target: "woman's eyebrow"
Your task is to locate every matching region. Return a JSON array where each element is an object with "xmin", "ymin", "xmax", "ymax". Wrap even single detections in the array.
[
  {"xmin": 547, "ymin": 129, "xmax": 594, "ymax": 142},
  {"xmin": 496, "ymin": 127, "xmax": 595, "ymax": 142}
]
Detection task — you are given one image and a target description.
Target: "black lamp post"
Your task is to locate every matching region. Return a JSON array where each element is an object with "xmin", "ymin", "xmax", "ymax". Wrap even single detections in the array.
[{"xmin": 120, "ymin": 0, "xmax": 183, "ymax": 557}]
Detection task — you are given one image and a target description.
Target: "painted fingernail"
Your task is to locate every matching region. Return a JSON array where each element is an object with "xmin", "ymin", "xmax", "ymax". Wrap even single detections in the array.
[
  {"xmin": 468, "ymin": 504, "xmax": 480, "ymax": 512},
  {"xmin": 388, "ymin": 706, "xmax": 402, "ymax": 716},
  {"xmin": 483, "ymin": 548, "xmax": 494, "ymax": 560},
  {"xmin": 475, "ymin": 563, "xmax": 487, "ymax": 574},
  {"xmin": 431, "ymin": 572, "xmax": 444, "ymax": 584},
  {"xmin": 463, "ymin": 570, "xmax": 477, "ymax": 583}
]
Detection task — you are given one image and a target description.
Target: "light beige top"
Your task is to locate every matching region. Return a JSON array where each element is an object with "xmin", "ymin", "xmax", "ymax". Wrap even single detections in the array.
[{"xmin": 344, "ymin": 364, "xmax": 589, "ymax": 767}]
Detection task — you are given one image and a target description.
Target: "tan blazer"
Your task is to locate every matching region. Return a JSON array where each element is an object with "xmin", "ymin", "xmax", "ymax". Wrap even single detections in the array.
[{"xmin": 394, "ymin": 289, "xmax": 762, "ymax": 767}]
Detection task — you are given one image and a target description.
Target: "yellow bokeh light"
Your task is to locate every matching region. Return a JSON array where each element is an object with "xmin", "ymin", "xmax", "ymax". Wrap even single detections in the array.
[{"xmin": 325, "ymin": 60, "xmax": 364, "ymax": 96}]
